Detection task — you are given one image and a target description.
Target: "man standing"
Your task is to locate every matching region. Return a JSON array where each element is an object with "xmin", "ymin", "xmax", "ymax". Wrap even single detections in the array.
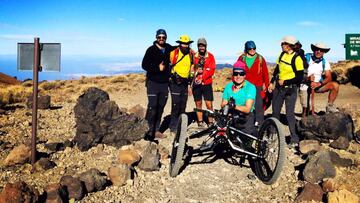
[
  {"xmin": 237, "ymin": 41, "xmax": 269, "ymax": 127},
  {"xmin": 142, "ymin": 29, "xmax": 174, "ymax": 140},
  {"xmin": 169, "ymin": 34, "xmax": 194, "ymax": 134},
  {"xmin": 191, "ymin": 38, "xmax": 216, "ymax": 128},
  {"xmin": 299, "ymin": 43, "xmax": 339, "ymax": 114}
]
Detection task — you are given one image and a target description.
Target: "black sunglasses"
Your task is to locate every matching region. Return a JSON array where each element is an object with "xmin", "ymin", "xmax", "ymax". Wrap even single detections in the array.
[
  {"xmin": 233, "ymin": 72, "xmax": 246, "ymax": 76},
  {"xmin": 157, "ymin": 36, "xmax": 166, "ymax": 40},
  {"xmin": 281, "ymin": 42, "xmax": 289, "ymax": 46}
]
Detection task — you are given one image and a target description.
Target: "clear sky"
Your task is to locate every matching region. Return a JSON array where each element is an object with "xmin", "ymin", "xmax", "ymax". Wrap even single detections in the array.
[{"xmin": 0, "ymin": 0, "xmax": 360, "ymax": 62}]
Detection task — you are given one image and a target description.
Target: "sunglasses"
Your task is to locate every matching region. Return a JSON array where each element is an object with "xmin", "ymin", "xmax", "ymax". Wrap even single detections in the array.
[
  {"xmin": 281, "ymin": 42, "xmax": 289, "ymax": 46},
  {"xmin": 233, "ymin": 72, "xmax": 246, "ymax": 76},
  {"xmin": 157, "ymin": 36, "xmax": 166, "ymax": 40},
  {"xmin": 314, "ymin": 48, "xmax": 325, "ymax": 53},
  {"xmin": 247, "ymin": 48, "xmax": 256, "ymax": 51}
]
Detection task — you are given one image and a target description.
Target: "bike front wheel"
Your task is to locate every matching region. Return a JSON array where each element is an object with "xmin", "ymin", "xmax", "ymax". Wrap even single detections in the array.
[
  {"xmin": 253, "ymin": 117, "xmax": 285, "ymax": 185},
  {"xmin": 169, "ymin": 113, "xmax": 188, "ymax": 177}
]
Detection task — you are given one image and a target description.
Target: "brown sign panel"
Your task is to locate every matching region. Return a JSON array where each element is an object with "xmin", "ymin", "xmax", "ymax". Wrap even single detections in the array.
[{"xmin": 17, "ymin": 43, "xmax": 61, "ymax": 71}]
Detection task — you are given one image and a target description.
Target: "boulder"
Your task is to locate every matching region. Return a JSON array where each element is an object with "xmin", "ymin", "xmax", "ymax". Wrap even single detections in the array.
[
  {"xmin": 138, "ymin": 142, "xmax": 160, "ymax": 171},
  {"xmin": 295, "ymin": 183, "xmax": 324, "ymax": 203},
  {"xmin": 117, "ymin": 149, "xmax": 141, "ymax": 166},
  {"xmin": 59, "ymin": 175, "xmax": 85, "ymax": 201},
  {"xmin": 73, "ymin": 87, "xmax": 148, "ymax": 151},
  {"xmin": 3, "ymin": 144, "xmax": 31, "ymax": 166},
  {"xmin": 330, "ymin": 136, "xmax": 350, "ymax": 150},
  {"xmin": 44, "ymin": 183, "xmax": 67, "ymax": 203},
  {"xmin": 0, "ymin": 181, "xmax": 39, "ymax": 203},
  {"xmin": 27, "ymin": 95, "xmax": 51, "ymax": 109},
  {"xmin": 298, "ymin": 112, "xmax": 354, "ymax": 142},
  {"xmin": 327, "ymin": 189, "xmax": 359, "ymax": 203},
  {"xmin": 303, "ymin": 151, "xmax": 336, "ymax": 183},
  {"xmin": 78, "ymin": 168, "xmax": 107, "ymax": 193},
  {"xmin": 299, "ymin": 140, "xmax": 322, "ymax": 154},
  {"xmin": 108, "ymin": 165, "xmax": 131, "ymax": 187}
]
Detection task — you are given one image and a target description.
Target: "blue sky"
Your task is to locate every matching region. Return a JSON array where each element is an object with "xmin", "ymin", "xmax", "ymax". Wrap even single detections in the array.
[{"xmin": 0, "ymin": 0, "xmax": 359, "ymax": 63}]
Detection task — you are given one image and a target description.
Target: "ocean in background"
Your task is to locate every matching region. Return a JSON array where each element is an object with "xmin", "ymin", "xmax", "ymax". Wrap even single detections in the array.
[
  {"xmin": 0, "ymin": 55, "xmax": 145, "ymax": 81},
  {"xmin": 0, "ymin": 54, "xmax": 342, "ymax": 81}
]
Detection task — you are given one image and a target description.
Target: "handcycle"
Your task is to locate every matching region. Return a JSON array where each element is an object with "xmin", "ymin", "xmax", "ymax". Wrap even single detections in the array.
[{"xmin": 169, "ymin": 101, "xmax": 286, "ymax": 185}]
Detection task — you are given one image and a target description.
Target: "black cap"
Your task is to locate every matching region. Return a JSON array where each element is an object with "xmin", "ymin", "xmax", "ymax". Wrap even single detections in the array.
[{"xmin": 156, "ymin": 29, "xmax": 167, "ymax": 37}]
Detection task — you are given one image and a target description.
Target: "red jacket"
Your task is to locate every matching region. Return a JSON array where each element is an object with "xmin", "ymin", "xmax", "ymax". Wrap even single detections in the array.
[
  {"xmin": 237, "ymin": 54, "xmax": 269, "ymax": 88},
  {"xmin": 193, "ymin": 51, "xmax": 216, "ymax": 85}
]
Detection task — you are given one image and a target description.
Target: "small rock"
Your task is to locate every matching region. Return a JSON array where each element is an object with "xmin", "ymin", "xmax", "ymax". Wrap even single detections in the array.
[
  {"xmin": 138, "ymin": 142, "xmax": 160, "ymax": 171},
  {"xmin": 60, "ymin": 175, "xmax": 85, "ymax": 201},
  {"xmin": 157, "ymin": 144, "xmax": 170, "ymax": 160},
  {"xmin": 108, "ymin": 165, "xmax": 131, "ymax": 187},
  {"xmin": 63, "ymin": 140, "xmax": 74, "ymax": 148},
  {"xmin": 34, "ymin": 157, "xmax": 56, "ymax": 171},
  {"xmin": 295, "ymin": 182, "xmax": 324, "ymax": 202},
  {"xmin": 330, "ymin": 136, "xmax": 350, "ymax": 150},
  {"xmin": 299, "ymin": 140, "xmax": 322, "ymax": 154},
  {"xmin": 0, "ymin": 181, "xmax": 39, "ymax": 203},
  {"xmin": 303, "ymin": 151, "xmax": 336, "ymax": 183},
  {"xmin": 3, "ymin": 144, "xmax": 31, "ymax": 166},
  {"xmin": 78, "ymin": 168, "xmax": 107, "ymax": 193},
  {"xmin": 329, "ymin": 151, "xmax": 353, "ymax": 167},
  {"xmin": 327, "ymin": 189, "xmax": 359, "ymax": 203},
  {"xmin": 322, "ymin": 178, "xmax": 338, "ymax": 192},
  {"xmin": 117, "ymin": 149, "xmax": 141, "ymax": 166},
  {"xmin": 27, "ymin": 95, "xmax": 51, "ymax": 109},
  {"xmin": 128, "ymin": 104, "xmax": 146, "ymax": 118},
  {"xmin": 44, "ymin": 183, "xmax": 67, "ymax": 203},
  {"xmin": 45, "ymin": 142, "xmax": 65, "ymax": 152}
]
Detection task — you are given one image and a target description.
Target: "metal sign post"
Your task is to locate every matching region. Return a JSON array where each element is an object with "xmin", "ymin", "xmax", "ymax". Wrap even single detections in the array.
[
  {"xmin": 17, "ymin": 38, "xmax": 61, "ymax": 170},
  {"xmin": 31, "ymin": 37, "xmax": 40, "ymax": 167}
]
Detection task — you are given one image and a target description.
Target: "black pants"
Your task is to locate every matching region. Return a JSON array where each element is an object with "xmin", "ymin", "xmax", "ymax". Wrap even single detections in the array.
[
  {"xmin": 232, "ymin": 112, "xmax": 255, "ymax": 136},
  {"xmin": 254, "ymin": 86, "xmax": 264, "ymax": 126},
  {"xmin": 272, "ymin": 85, "xmax": 299, "ymax": 143},
  {"xmin": 169, "ymin": 80, "xmax": 188, "ymax": 132},
  {"xmin": 145, "ymin": 80, "xmax": 169, "ymax": 137}
]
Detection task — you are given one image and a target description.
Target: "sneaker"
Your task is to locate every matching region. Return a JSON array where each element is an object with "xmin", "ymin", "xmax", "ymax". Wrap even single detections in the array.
[
  {"xmin": 154, "ymin": 131, "xmax": 167, "ymax": 139},
  {"xmin": 326, "ymin": 104, "xmax": 339, "ymax": 113}
]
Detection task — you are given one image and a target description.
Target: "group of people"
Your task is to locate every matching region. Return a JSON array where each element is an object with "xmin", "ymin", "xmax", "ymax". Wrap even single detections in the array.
[{"xmin": 142, "ymin": 29, "xmax": 339, "ymax": 148}]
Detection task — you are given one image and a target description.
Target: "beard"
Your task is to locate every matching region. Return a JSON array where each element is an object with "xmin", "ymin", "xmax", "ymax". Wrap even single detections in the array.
[{"xmin": 180, "ymin": 46, "xmax": 190, "ymax": 55}]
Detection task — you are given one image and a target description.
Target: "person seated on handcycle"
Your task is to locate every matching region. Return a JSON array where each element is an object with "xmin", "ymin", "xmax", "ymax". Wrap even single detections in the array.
[{"xmin": 221, "ymin": 60, "xmax": 257, "ymax": 135}]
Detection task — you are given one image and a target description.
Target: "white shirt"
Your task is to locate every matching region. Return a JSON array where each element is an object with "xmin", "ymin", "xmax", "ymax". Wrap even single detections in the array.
[{"xmin": 300, "ymin": 56, "xmax": 331, "ymax": 91}]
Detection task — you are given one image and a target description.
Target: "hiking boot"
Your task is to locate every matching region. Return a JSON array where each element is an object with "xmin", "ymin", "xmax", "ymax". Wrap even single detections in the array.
[
  {"xmin": 154, "ymin": 131, "xmax": 167, "ymax": 139},
  {"xmin": 326, "ymin": 104, "xmax": 339, "ymax": 113}
]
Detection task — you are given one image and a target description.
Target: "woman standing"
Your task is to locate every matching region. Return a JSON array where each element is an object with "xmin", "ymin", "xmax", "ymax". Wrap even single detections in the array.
[{"xmin": 268, "ymin": 36, "xmax": 304, "ymax": 147}]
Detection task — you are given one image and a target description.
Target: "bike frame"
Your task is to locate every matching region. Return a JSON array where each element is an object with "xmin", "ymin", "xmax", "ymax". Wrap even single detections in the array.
[{"xmin": 189, "ymin": 109, "xmax": 265, "ymax": 159}]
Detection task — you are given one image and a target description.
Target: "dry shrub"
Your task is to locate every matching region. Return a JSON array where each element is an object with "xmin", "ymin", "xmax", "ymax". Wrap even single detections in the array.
[
  {"xmin": 39, "ymin": 81, "xmax": 61, "ymax": 90},
  {"xmin": 110, "ymin": 75, "xmax": 128, "ymax": 83},
  {"xmin": 0, "ymin": 85, "xmax": 32, "ymax": 106},
  {"xmin": 22, "ymin": 80, "xmax": 33, "ymax": 87}
]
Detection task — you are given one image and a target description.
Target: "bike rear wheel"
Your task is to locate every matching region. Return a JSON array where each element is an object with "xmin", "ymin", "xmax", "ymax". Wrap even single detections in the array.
[
  {"xmin": 253, "ymin": 117, "xmax": 285, "ymax": 184},
  {"xmin": 169, "ymin": 113, "xmax": 188, "ymax": 177}
]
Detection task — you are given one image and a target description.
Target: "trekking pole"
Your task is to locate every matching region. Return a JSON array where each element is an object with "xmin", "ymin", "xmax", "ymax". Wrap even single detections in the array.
[{"xmin": 311, "ymin": 88, "xmax": 315, "ymax": 115}]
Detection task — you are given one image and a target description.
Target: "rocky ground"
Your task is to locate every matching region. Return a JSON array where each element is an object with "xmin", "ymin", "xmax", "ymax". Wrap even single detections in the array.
[{"xmin": 1, "ymin": 63, "xmax": 360, "ymax": 202}]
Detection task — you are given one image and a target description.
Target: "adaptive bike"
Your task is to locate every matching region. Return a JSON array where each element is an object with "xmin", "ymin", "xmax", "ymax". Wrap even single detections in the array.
[{"xmin": 169, "ymin": 102, "xmax": 286, "ymax": 185}]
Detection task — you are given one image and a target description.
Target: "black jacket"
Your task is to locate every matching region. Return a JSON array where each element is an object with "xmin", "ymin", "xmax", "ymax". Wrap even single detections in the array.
[{"xmin": 142, "ymin": 42, "xmax": 175, "ymax": 83}]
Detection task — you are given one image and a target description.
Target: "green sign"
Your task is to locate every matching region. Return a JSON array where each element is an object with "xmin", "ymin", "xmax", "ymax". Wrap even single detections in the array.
[{"xmin": 345, "ymin": 34, "xmax": 360, "ymax": 60}]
